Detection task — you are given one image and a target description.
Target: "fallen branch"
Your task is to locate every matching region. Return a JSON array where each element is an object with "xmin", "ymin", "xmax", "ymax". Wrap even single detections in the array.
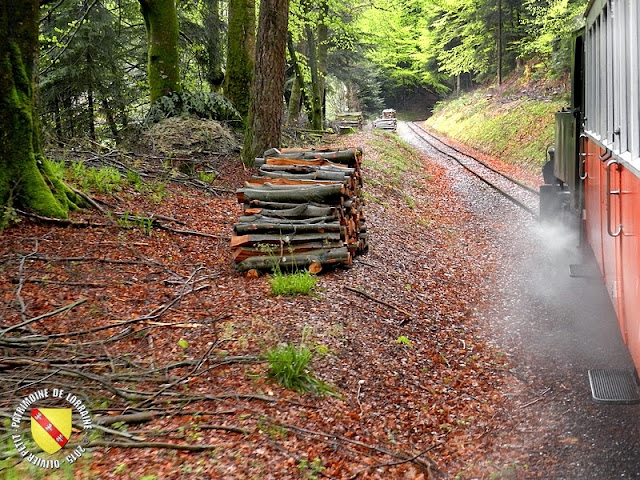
[
  {"xmin": 1, "ymin": 298, "xmax": 87, "ymax": 336},
  {"xmin": 198, "ymin": 424, "xmax": 250, "ymax": 435},
  {"xmin": 15, "ymin": 209, "xmax": 110, "ymax": 228},
  {"xmin": 344, "ymin": 286, "xmax": 413, "ymax": 318},
  {"xmin": 87, "ymin": 440, "xmax": 221, "ymax": 451},
  {"xmin": 155, "ymin": 224, "xmax": 229, "ymax": 239},
  {"xmin": 95, "ymin": 411, "xmax": 155, "ymax": 426}
]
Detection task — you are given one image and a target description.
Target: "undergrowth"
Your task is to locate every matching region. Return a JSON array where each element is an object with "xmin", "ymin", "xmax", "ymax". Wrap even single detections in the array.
[
  {"xmin": 269, "ymin": 269, "xmax": 317, "ymax": 296},
  {"xmin": 265, "ymin": 344, "xmax": 335, "ymax": 396}
]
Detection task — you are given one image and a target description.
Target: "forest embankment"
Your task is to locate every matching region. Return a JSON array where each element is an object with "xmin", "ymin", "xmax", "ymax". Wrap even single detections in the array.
[{"xmin": 424, "ymin": 78, "xmax": 569, "ymax": 174}]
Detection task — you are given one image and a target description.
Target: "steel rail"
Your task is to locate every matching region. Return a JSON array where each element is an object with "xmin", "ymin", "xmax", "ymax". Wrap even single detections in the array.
[{"xmin": 406, "ymin": 121, "xmax": 539, "ymax": 220}]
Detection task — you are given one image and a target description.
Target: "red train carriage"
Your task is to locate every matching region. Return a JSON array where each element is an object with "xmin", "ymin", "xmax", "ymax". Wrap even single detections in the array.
[{"xmin": 542, "ymin": 0, "xmax": 640, "ymax": 398}]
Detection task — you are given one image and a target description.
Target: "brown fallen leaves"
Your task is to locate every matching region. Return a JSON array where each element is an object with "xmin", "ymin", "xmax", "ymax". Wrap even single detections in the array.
[{"xmin": 0, "ymin": 131, "xmax": 522, "ymax": 479}]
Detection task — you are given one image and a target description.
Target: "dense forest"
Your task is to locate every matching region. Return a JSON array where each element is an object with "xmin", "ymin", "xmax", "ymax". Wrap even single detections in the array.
[{"xmin": 1, "ymin": 0, "xmax": 585, "ymax": 219}]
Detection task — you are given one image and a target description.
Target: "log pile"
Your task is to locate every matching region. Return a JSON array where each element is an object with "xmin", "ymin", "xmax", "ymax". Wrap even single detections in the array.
[
  {"xmin": 231, "ymin": 147, "xmax": 368, "ymax": 272},
  {"xmin": 335, "ymin": 112, "xmax": 363, "ymax": 134}
]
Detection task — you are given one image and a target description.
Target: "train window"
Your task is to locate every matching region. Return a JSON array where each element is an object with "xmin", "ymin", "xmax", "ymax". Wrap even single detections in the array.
[
  {"xmin": 632, "ymin": 1, "xmax": 640, "ymax": 161},
  {"xmin": 600, "ymin": 11, "xmax": 607, "ymax": 140},
  {"xmin": 606, "ymin": 4, "xmax": 615, "ymax": 147},
  {"xmin": 587, "ymin": 24, "xmax": 596, "ymax": 135},
  {"xmin": 615, "ymin": 0, "xmax": 626, "ymax": 154}
]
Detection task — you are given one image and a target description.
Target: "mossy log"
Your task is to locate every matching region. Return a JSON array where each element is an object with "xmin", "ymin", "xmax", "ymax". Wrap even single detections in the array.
[
  {"xmin": 244, "ymin": 200, "xmax": 333, "ymax": 210},
  {"xmin": 230, "ymin": 232, "xmax": 342, "ymax": 247},
  {"xmin": 232, "ymin": 240, "xmax": 344, "ymax": 262},
  {"xmin": 262, "ymin": 148, "xmax": 362, "ymax": 167},
  {"xmin": 255, "ymin": 157, "xmax": 350, "ymax": 169},
  {"xmin": 233, "ymin": 221, "xmax": 343, "ymax": 235},
  {"xmin": 237, "ymin": 214, "xmax": 336, "ymax": 224},
  {"xmin": 258, "ymin": 169, "xmax": 350, "ymax": 182},
  {"xmin": 245, "ymin": 177, "xmax": 345, "ymax": 187},
  {"xmin": 237, "ymin": 184, "xmax": 344, "ymax": 204},
  {"xmin": 243, "ymin": 204, "xmax": 336, "ymax": 218},
  {"xmin": 236, "ymin": 247, "xmax": 351, "ymax": 271},
  {"xmin": 259, "ymin": 164, "xmax": 356, "ymax": 175}
]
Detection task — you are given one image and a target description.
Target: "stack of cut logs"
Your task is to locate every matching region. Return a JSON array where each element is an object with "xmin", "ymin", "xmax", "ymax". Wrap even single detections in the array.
[{"xmin": 231, "ymin": 147, "xmax": 367, "ymax": 273}]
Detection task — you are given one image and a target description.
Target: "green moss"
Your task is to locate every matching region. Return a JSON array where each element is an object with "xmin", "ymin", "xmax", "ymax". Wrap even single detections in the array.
[
  {"xmin": 0, "ymin": 40, "xmax": 79, "ymax": 219},
  {"xmin": 140, "ymin": 0, "xmax": 182, "ymax": 103}
]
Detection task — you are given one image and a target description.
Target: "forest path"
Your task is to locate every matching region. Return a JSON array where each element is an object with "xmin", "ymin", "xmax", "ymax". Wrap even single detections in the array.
[{"xmin": 399, "ymin": 120, "xmax": 640, "ymax": 479}]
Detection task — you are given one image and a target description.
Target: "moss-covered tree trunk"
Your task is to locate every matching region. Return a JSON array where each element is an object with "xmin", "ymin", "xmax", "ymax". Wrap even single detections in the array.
[
  {"xmin": 0, "ymin": 0, "xmax": 77, "ymax": 219},
  {"xmin": 242, "ymin": 0, "xmax": 290, "ymax": 164},
  {"xmin": 286, "ymin": 75, "xmax": 302, "ymax": 125},
  {"xmin": 203, "ymin": 0, "xmax": 225, "ymax": 92},
  {"xmin": 225, "ymin": 0, "xmax": 255, "ymax": 118},
  {"xmin": 139, "ymin": 0, "xmax": 181, "ymax": 104}
]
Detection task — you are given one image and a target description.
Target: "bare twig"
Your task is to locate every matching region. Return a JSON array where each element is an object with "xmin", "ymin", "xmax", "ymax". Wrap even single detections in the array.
[
  {"xmin": 14, "ymin": 240, "xmax": 39, "ymax": 323},
  {"xmin": 520, "ymin": 387, "xmax": 552, "ymax": 409},
  {"xmin": 344, "ymin": 286, "xmax": 413, "ymax": 318}
]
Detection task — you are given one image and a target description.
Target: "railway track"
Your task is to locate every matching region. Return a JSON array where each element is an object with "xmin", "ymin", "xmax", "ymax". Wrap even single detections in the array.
[{"xmin": 406, "ymin": 121, "xmax": 540, "ymax": 220}]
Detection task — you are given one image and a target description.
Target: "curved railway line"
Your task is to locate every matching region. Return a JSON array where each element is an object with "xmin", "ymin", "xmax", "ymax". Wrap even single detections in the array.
[{"xmin": 406, "ymin": 121, "xmax": 540, "ymax": 220}]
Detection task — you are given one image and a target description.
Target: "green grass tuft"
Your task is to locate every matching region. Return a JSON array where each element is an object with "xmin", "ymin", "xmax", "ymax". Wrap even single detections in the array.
[
  {"xmin": 265, "ymin": 344, "xmax": 335, "ymax": 395},
  {"xmin": 269, "ymin": 269, "xmax": 317, "ymax": 296}
]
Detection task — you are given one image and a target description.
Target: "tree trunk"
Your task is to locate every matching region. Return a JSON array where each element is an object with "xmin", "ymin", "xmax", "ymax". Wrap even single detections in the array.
[
  {"xmin": 242, "ymin": 0, "xmax": 290, "ymax": 164},
  {"xmin": 317, "ymin": 1, "xmax": 328, "ymax": 125},
  {"xmin": 225, "ymin": 0, "xmax": 255, "ymax": 117},
  {"xmin": 54, "ymin": 96, "xmax": 63, "ymax": 144},
  {"xmin": 203, "ymin": 0, "xmax": 225, "ymax": 92},
  {"xmin": 139, "ymin": 0, "xmax": 181, "ymax": 103},
  {"xmin": 286, "ymin": 35, "xmax": 310, "ymax": 125},
  {"xmin": 101, "ymin": 99, "xmax": 120, "ymax": 143},
  {"xmin": 0, "ymin": 0, "xmax": 78, "ymax": 218},
  {"xmin": 87, "ymin": 51, "xmax": 96, "ymax": 141},
  {"xmin": 497, "ymin": 0, "xmax": 502, "ymax": 85},
  {"xmin": 306, "ymin": 24, "xmax": 323, "ymax": 131},
  {"xmin": 287, "ymin": 74, "xmax": 302, "ymax": 125}
]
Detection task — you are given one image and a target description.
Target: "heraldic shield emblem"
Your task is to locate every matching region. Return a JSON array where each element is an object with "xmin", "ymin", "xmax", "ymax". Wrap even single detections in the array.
[{"xmin": 30, "ymin": 408, "xmax": 72, "ymax": 454}]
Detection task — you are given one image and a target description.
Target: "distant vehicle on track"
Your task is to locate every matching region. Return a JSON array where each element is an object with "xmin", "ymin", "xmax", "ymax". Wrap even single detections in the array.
[
  {"xmin": 541, "ymin": 0, "xmax": 640, "ymax": 398},
  {"xmin": 373, "ymin": 108, "xmax": 397, "ymax": 132}
]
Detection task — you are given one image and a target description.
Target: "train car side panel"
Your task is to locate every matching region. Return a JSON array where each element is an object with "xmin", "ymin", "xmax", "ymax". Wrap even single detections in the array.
[{"xmin": 619, "ymin": 166, "xmax": 640, "ymax": 364}]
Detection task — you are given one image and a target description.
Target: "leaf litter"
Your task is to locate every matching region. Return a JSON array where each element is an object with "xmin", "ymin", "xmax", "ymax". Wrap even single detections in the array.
[{"xmin": 0, "ymin": 130, "xmax": 526, "ymax": 479}]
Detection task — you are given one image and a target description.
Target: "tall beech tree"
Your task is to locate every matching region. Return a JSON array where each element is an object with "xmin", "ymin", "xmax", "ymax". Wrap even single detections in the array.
[
  {"xmin": 226, "ymin": 0, "xmax": 256, "ymax": 117},
  {"xmin": 0, "ymin": 0, "xmax": 79, "ymax": 218},
  {"xmin": 139, "ymin": 0, "xmax": 181, "ymax": 103},
  {"xmin": 243, "ymin": 0, "xmax": 291, "ymax": 164}
]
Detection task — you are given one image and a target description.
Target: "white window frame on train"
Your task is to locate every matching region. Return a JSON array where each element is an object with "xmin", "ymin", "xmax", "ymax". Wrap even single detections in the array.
[{"xmin": 584, "ymin": 0, "xmax": 640, "ymax": 168}]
